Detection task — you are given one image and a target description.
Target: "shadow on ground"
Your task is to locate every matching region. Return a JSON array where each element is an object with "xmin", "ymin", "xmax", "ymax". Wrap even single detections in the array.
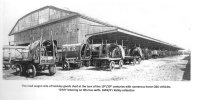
[
  {"xmin": 36, "ymin": 72, "xmax": 50, "ymax": 76},
  {"xmin": 86, "ymin": 66, "xmax": 125, "ymax": 71},
  {"xmin": 181, "ymin": 55, "xmax": 191, "ymax": 81},
  {"xmin": 86, "ymin": 67, "xmax": 112, "ymax": 71}
]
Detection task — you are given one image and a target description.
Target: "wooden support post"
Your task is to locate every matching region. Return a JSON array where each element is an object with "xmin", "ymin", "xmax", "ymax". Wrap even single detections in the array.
[
  {"xmin": 50, "ymin": 31, "xmax": 55, "ymax": 62},
  {"xmin": 32, "ymin": 36, "xmax": 34, "ymax": 43},
  {"xmin": 122, "ymin": 40, "xmax": 123, "ymax": 46},
  {"xmin": 39, "ymin": 32, "xmax": 43, "ymax": 63}
]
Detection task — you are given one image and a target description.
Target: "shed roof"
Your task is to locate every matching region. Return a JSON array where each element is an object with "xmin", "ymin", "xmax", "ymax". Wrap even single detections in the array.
[
  {"xmin": 9, "ymin": 6, "xmax": 183, "ymax": 50},
  {"xmin": 9, "ymin": 6, "xmax": 78, "ymax": 36}
]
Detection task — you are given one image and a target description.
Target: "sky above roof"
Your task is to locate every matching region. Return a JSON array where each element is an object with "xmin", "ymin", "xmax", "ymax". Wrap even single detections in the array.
[{"xmin": 1, "ymin": 0, "xmax": 196, "ymax": 50}]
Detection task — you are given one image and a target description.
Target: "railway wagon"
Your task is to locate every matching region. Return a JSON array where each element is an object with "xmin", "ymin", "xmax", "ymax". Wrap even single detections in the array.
[
  {"xmin": 2, "ymin": 39, "xmax": 57, "ymax": 78},
  {"xmin": 60, "ymin": 43, "xmax": 91, "ymax": 70},
  {"xmin": 90, "ymin": 43, "xmax": 125, "ymax": 71},
  {"xmin": 151, "ymin": 50, "xmax": 159, "ymax": 59},
  {"xmin": 123, "ymin": 46, "xmax": 143, "ymax": 65},
  {"xmin": 141, "ymin": 48, "xmax": 152, "ymax": 60},
  {"xmin": 158, "ymin": 50, "xmax": 167, "ymax": 58},
  {"xmin": 3, "ymin": 46, "xmax": 29, "ymax": 69}
]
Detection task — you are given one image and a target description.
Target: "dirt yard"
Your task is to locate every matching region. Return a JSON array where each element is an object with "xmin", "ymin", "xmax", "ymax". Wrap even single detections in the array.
[{"xmin": 2, "ymin": 55, "xmax": 190, "ymax": 81}]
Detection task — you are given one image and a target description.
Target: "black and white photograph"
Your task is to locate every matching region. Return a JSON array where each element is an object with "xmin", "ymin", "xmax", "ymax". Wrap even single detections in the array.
[{"xmin": 0, "ymin": 0, "xmax": 196, "ymax": 100}]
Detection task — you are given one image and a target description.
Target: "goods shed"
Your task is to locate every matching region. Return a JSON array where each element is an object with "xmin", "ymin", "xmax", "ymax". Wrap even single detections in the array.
[{"xmin": 8, "ymin": 6, "xmax": 183, "ymax": 50}]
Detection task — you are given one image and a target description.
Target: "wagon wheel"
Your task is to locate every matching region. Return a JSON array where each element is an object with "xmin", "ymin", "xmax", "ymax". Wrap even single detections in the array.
[
  {"xmin": 77, "ymin": 62, "xmax": 82, "ymax": 68},
  {"xmin": 137, "ymin": 58, "xmax": 141, "ymax": 64},
  {"xmin": 132, "ymin": 58, "xmax": 136, "ymax": 65},
  {"xmin": 3, "ymin": 64, "xmax": 9, "ymax": 70},
  {"xmin": 85, "ymin": 61, "xmax": 90, "ymax": 67},
  {"xmin": 4, "ymin": 64, "xmax": 10, "ymax": 70},
  {"xmin": 119, "ymin": 60, "xmax": 124, "ymax": 68},
  {"xmin": 14, "ymin": 63, "xmax": 23, "ymax": 76},
  {"xmin": 62, "ymin": 61, "xmax": 70, "ymax": 70},
  {"xmin": 129, "ymin": 59, "xmax": 132, "ymax": 64},
  {"xmin": 90, "ymin": 60, "xmax": 94, "ymax": 66},
  {"xmin": 3, "ymin": 64, "xmax": 6, "ymax": 69},
  {"xmin": 11, "ymin": 64, "xmax": 16, "ymax": 70},
  {"xmin": 109, "ymin": 61, "xmax": 115, "ymax": 71},
  {"xmin": 101, "ymin": 60, "xmax": 108, "ymax": 70},
  {"xmin": 94, "ymin": 61, "xmax": 98, "ymax": 67},
  {"xmin": 49, "ymin": 64, "xmax": 56, "ymax": 76},
  {"xmin": 26, "ymin": 64, "xmax": 36, "ymax": 78},
  {"xmin": 123, "ymin": 59, "xmax": 127, "ymax": 64}
]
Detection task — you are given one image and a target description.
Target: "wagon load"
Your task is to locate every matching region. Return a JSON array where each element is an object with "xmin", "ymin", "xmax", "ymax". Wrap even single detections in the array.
[
  {"xmin": 2, "ymin": 37, "xmax": 57, "ymax": 78},
  {"xmin": 61, "ymin": 43, "xmax": 91, "ymax": 70},
  {"xmin": 132, "ymin": 47, "xmax": 143, "ymax": 58},
  {"xmin": 141, "ymin": 48, "xmax": 152, "ymax": 59},
  {"xmin": 90, "ymin": 43, "xmax": 125, "ymax": 70},
  {"xmin": 123, "ymin": 46, "xmax": 143, "ymax": 65},
  {"xmin": 3, "ymin": 46, "xmax": 29, "ymax": 62},
  {"xmin": 158, "ymin": 50, "xmax": 166, "ymax": 58}
]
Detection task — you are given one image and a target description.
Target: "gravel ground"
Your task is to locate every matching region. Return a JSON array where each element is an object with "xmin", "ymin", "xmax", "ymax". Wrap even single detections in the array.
[{"xmin": 3, "ymin": 55, "xmax": 190, "ymax": 81}]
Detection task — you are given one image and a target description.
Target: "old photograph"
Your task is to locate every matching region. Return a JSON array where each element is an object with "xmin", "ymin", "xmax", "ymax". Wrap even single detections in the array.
[
  {"xmin": 1, "ymin": 0, "xmax": 197, "ymax": 100},
  {"xmin": 1, "ymin": 1, "xmax": 191, "ymax": 81}
]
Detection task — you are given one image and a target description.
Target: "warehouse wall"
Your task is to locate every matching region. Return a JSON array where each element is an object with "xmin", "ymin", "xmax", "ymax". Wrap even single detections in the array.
[
  {"xmin": 14, "ymin": 16, "xmax": 117, "ymax": 47},
  {"xmin": 14, "ymin": 17, "xmax": 79, "ymax": 47},
  {"xmin": 77, "ymin": 17, "xmax": 116, "ymax": 43}
]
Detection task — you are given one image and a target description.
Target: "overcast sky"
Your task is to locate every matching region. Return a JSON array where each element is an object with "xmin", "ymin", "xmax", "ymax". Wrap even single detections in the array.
[{"xmin": 1, "ymin": 0, "xmax": 197, "ymax": 50}]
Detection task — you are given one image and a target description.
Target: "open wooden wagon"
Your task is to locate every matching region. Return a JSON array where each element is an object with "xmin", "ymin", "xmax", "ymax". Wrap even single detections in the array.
[
  {"xmin": 3, "ymin": 38, "xmax": 57, "ymax": 78},
  {"xmin": 60, "ymin": 43, "xmax": 91, "ymax": 70},
  {"xmin": 90, "ymin": 43, "xmax": 125, "ymax": 71},
  {"xmin": 3, "ymin": 46, "xmax": 28, "ymax": 70}
]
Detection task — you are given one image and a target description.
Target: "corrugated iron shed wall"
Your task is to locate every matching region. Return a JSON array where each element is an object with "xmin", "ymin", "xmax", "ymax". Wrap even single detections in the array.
[
  {"xmin": 14, "ymin": 17, "xmax": 80, "ymax": 47},
  {"xmin": 78, "ymin": 17, "xmax": 116, "ymax": 43},
  {"xmin": 13, "ymin": 16, "xmax": 115, "ymax": 47}
]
